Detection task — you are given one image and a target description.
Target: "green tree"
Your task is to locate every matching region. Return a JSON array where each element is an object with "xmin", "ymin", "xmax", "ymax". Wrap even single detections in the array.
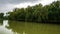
[{"xmin": 0, "ymin": 13, "xmax": 4, "ymax": 19}]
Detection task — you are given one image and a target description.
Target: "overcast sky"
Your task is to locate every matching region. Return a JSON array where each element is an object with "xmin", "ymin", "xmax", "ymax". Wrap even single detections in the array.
[{"xmin": 0, "ymin": 0, "xmax": 57, "ymax": 13}]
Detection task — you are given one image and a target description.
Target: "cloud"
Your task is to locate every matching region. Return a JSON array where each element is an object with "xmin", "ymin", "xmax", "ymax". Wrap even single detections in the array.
[
  {"xmin": 0, "ymin": 0, "xmax": 39, "ymax": 4},
  {"xmin": 0, "ymin": 0, "xmax": 40, "ymax": 13},
  {"xmin": 40, "ymin": 0, "xmax": 57, "ymax": 6},
  {"xmin": 0, "ymin": 0, "xmax": 57, "ymax": 13},
  {"xmin": 0, "ymin": 4, "xmax": 15, "ymax": 13}
]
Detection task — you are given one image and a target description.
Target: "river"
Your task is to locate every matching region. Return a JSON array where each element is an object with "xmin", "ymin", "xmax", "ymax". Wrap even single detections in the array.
[{"xmin": 0, "ymin": 20, "xmax": 60, "ymax": 34}]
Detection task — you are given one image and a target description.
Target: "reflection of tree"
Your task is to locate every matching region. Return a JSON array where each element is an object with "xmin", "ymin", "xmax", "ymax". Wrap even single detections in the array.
[
  {"xmin": 6, "ymin": 21, "xmax": 60, "ymax": 34},
  {"xmin": 7, "ymin": 21, "xmax": 47, "ymax": 34},
  {"xmin": 7, "ymin": 21, "xmax": 26, "ymax": 34},
  {"xmin": 0, "ymin": 20, "xmax": 3, "ymax": 25}
]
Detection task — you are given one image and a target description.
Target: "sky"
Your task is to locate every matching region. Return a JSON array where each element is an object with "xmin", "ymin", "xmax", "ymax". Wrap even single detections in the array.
[{"xmin": 0, "ymin": 0, "xmax": 57, "ymax": 13}]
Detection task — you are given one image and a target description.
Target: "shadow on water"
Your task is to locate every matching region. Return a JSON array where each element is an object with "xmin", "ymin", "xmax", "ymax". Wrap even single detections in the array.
[
  {"xmin": 0, "ymin": 20, "xmax": 3, "ymax": 26},
  {"xmin": 6, "ymin": 20, "xmax": 60, "ymax": 34}
]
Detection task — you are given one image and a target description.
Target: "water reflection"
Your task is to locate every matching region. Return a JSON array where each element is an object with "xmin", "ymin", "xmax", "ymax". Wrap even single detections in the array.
[
  {"xmin": 3, "ymin": 20, "xmax": 9, "ymax": 27},
  {"xmin": 0, "ymin": 20, "xmax": 3, "ymax": 25},
  {"xmin": 0, "ymin": 20, "xmax": 60, "ymax": 34},
  {"xmin": 7, "ymin": 21, "xmax": 30, "ymax": 34},
  {"xmin": 0, "ymin": 20, "xmax": 13, "ymax": 34},
  {"xmin": 7, "ymin": 21, "xmax": 60, "ymax": 34}
]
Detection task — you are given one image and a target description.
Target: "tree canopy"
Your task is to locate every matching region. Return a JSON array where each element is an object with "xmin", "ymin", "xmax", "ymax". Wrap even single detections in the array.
[
  {"xmin": 7, "ymin": 1, "xmax": 60, "ymax": 24},
  {"xmin": 0, "ymin": 13, "xmax": 4, "ymax": 20}
]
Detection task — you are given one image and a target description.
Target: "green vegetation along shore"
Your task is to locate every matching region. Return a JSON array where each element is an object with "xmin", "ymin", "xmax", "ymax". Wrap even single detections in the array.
[
  {"xmin": 1, "ymin": 1, "xmax": 60, "ymax": 24},
  {"xmin": 7, "ymin": 1, "xmax": 60, "ymax": 24}
]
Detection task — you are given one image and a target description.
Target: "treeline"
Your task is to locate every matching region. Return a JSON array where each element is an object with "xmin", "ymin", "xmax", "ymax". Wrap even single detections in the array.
[
  {"xmin": 7, "ymin": 1, "xmax": 60, "ymax": 23},
  {"xmin": 0, "ymin": 13, "xmax": 4, "ymax": 20}
]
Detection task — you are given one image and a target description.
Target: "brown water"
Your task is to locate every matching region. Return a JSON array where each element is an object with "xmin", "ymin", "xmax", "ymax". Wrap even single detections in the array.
[{"xmin": 0, "ymin": 20, "xmax": 60, "ymax": 34}]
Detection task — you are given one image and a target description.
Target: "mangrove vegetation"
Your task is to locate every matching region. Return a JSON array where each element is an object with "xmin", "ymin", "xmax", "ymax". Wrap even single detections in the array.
[{"xmin": 4, "ymin": 1, "xmax": 60, "ymax": 24}]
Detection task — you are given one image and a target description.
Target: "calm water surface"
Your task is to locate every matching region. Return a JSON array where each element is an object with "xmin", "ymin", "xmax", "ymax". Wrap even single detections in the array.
[{"xmin": 0, "ymin": 20, "xmax": 60, "ymax": 34}]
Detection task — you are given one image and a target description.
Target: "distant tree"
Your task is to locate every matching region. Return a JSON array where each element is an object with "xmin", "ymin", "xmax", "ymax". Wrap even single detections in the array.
[
  {"xmin": 0, "ymin": 13, "xmax": 4, "ymax": 19},
  {"xmin": 7, "ymin": 1, "xmax": 60, "ymax": 23}
]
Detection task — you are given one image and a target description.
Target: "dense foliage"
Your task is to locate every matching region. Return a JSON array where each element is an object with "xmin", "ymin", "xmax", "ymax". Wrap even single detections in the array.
[
  {"xmin": 7, "ymin": 1, "xmax": 60, "ymax": 23},
  {"xmin": 0, "ymin": 13, "xmax": 4, "ymax": 20}
]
